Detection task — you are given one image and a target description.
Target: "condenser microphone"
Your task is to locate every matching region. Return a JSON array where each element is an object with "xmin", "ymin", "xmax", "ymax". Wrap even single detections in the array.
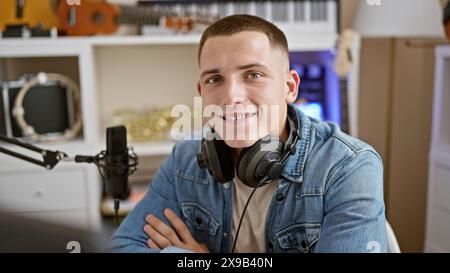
[
  {"xmin": 72, "ymin": 126, "xmax": 137, "ymax": 198},
  {"xmin": 72, "ymin": 125, "xmax": 137, "ymax": 200},
  {"xmin": 69, "ymin": 125, "xmax": 137, "ymax": 226},
  {"xmin": 105, "ymin": 125, "xmax": 129, "ymax": 200}
]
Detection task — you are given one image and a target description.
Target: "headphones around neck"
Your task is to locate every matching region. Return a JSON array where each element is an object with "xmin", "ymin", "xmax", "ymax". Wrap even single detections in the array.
[{"xmin": 197, "ymin": 107, "xmax": 300, "ymax": 188}]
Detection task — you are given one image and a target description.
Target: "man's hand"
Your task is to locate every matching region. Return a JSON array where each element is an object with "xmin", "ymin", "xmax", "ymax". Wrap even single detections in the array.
[{"xmin": 144, "ymin": 208, "xmax": 209, "ymax": 253}]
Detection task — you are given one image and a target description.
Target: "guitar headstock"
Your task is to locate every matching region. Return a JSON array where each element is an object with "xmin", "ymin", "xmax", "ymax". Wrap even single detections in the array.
[{"xmin": 334, "ymin": 29, "xmax": 357, "ymax": 78}]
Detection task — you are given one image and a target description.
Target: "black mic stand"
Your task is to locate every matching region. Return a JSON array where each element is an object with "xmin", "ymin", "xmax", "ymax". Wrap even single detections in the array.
[
  {"xmin": 0, "ymin": 135, "xmax": 67, "ymax": 170},
  {"xmin": 0, "ymin": 133, "xmax": 138, "ymax": 227}
]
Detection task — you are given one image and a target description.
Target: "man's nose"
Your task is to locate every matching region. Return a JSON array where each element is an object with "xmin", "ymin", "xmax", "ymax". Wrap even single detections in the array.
[{"xmin": 222, "ymin": 79, "xmax": 246, "ymax": 105}]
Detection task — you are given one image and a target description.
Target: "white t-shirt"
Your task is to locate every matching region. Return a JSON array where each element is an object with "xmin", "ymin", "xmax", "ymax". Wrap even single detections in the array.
[{"xmin": 231, "ymin": 177, "xmax": 278, "ymax": 253}]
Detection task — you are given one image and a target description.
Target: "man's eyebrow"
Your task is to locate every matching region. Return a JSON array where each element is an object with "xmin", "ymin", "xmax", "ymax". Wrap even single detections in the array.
[
  {"xmin": 200, "ymin": 68, "xmax": 220, "ymax": 78},
  {"xmin": 200, "ymin": 63, "xmax": 269, "ymax": 78},
  {"xmin": 237, "ymin": 63, "xmax": 269, "ymax": 70}
]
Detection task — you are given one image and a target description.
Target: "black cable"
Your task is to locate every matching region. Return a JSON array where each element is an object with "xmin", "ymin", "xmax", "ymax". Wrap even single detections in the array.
[
  {"xmin": 231, "ymin": 177, "xmax": 269, "ymax": 253},
  {"xmin": 114, "ymin": 198, "xmax": 120, "ymax": 227},
  {"xmin": 231, "ymin": 186, "xmax": 258, "ymax": 253}
]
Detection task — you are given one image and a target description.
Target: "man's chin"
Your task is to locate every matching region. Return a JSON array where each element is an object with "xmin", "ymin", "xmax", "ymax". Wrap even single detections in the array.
[{"xmin": 224, "ymin": 139, "xmax": 259, "ymax": 149}]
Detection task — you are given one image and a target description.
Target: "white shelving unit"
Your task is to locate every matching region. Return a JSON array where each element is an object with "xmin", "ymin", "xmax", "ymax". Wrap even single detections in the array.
[
  {"xmin": 0, "ymin": 38, "xmax": 104, "ymax": 231},
  {"xmin": 425, "ymin": 46, "xmax": 450, "ymax": 252},
  {"xmin": 0, "ymin": 1, "xmax": 356, "ymax": 232}
]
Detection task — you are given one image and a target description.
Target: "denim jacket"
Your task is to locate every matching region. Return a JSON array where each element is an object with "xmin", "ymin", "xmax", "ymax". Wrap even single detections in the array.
[{"xmin": 111, "ymin": 105, "xmax": 387, "ymax": 253}]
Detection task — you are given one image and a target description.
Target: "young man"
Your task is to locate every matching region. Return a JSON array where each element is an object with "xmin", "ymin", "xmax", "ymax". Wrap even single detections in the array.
[{"xmin": 111, "ymin": 15, "xmax": 387, "ymax": 253}]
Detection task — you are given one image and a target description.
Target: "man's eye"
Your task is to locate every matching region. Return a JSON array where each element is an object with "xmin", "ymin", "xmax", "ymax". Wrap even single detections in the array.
[
  {"xmin": 246, "ymin": 72, "xmax": 262, "ymax": 80},
  {"xmin": 206, "ymin": 76, "xmax": 222, "ymax": 84}
]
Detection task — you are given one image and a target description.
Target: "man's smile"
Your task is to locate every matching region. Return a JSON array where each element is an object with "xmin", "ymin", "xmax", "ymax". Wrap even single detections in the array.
[{"xmin": 219, "ymin": 112, "xmax": 257, "ymax": 122}]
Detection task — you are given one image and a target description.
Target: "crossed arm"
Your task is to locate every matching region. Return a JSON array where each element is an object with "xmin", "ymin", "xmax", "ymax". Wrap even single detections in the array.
[{"xmin": 143, "ymin": 208, "xmax": 209, "ymax": 253}]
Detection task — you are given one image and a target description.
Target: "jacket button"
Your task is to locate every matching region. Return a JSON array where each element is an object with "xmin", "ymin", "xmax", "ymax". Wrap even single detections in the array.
[
  {"xmin": 195, "ymin": 217, "xmax": 203, "ymax": 225},
  {"xmin": 276, "ymin": 193, "xmax": 284, "ymax": 201}
]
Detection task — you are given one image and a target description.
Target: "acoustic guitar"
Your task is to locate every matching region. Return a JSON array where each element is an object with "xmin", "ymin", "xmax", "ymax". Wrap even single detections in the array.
[
  {"xmin": 0, "ymin": 0, "xmax": 59, "ymax": 32},
  {"xmin": 333, "ymin": 29, "xmax": 357, "ymax": 134}
]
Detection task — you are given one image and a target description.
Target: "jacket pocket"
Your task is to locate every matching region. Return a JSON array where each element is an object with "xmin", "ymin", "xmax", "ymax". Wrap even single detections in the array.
[
  {"xmin": 181, "ymin": 202, "xmax": 219, "ymax": 236},
  {"xmin": 276, "ymin": 223, "xmax": 321, "ymax": 253}
]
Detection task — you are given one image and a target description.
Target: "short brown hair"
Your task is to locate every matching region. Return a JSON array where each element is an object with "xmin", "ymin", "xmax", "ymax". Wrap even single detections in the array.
[{"xmin": 198, "ymin": 14, "xmax": 289, "ymax": 63}]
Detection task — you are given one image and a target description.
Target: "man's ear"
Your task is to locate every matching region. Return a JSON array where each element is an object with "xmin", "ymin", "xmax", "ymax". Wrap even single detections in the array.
[
  {"xmin": 286, "ymin": 70, "xmax": 300, "ymax": 103},
  {"xmin": 197, "ymin": 81, "xmax": 202, "ymax": 96}
]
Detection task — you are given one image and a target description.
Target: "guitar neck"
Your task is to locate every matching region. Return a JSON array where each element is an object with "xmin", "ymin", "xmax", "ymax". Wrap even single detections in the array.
[
  {"xmin": 339, "ymin": 77, "xmax": 349, "ymax": 134},
  {"xmin": 116, "ymin": 5, "xmax": 176, "ymax": 26}
]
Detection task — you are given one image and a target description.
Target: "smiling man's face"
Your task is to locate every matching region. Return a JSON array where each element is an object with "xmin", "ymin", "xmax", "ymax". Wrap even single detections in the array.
[{"xmin": 197, "ymin": 31, "xmax": 299, "ymax": 148}]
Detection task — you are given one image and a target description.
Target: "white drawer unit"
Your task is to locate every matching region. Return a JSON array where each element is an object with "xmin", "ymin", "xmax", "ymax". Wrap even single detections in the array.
[
  {"xmin": 0, "ymin": 168, "xmax": 87, "ymax": 213},
  {"xmin": 14, "ymin": 210, "xmax": 89, "ymax": 230},
  {"xmin": 0, "ymin": 164, "xmax": 102, "ymax": 231}
]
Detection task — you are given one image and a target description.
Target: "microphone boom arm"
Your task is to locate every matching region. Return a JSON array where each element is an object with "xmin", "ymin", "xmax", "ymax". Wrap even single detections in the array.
[
  {"xmin": 0, "ymin": 134, "xmax": 67, "ymax": 170},
  {"xmin": 0, "ymin": 134, "xmax": 138, "ymax": 178},
  {"xmin": 0, "ymin": 135, "xmax": 138, "ymax": 176},
  {"xmin": 1, "ymin": 126, "xmax": 138, "ymax": 227}
]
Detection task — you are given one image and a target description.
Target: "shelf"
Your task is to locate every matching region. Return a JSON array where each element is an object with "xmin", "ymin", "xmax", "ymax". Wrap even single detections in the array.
[
  {"xmin": 0, "ymin": 34, "xmax": 201, "ymax": 47},
  {"xmin": 89, "ymin": 34, "xmax": 202, "ymax": 46},
  {"xmin": 0, "ymin": 32, "xmax": 338, "ymax": 51},
  {"xmin": 125, "ymin": 141, "xmax": 176, "ymax": 157},
  {"xmin": 0, "ymin": 38, "xmax": 89, "ymax": 57},
  {"xmin": 287, "ymin": 32, "xmax": 338, "ymax": 51}
]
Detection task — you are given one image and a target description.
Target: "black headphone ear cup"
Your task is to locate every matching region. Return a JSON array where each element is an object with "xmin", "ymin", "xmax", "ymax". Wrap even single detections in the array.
[
  {"xmin": 199, "ymin": 139, "xmax": 234, "ymax": 183},
  {"xmin": 236, "ymin": 137, "xmax": 284, "ymax": 188},
  {"xmin": 235, "ymin": 144, "xmax": 250, "ymax": 181},
  {"xmin": 212, "ymin": 140, "xmax": 235, "ymax": 182},
  {"xmin": 236, "ymin": 142, "xmax": 264, "ymax": 187}
]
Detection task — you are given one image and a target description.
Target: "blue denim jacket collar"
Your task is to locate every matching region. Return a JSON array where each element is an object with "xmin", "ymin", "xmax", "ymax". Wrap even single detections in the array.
[{"xmin": 281, "ymin": 104, "xmax": 311, "ymax": 184}]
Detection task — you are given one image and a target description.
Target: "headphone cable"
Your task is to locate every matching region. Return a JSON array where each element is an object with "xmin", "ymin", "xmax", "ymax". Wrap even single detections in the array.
[
  {"xmin": 231, "ymin": 178, "xmax": 268, "ymax": 253},
  {"xmin": 114, "ymin": 198, "xmax": 120, "ymax": 227}
]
